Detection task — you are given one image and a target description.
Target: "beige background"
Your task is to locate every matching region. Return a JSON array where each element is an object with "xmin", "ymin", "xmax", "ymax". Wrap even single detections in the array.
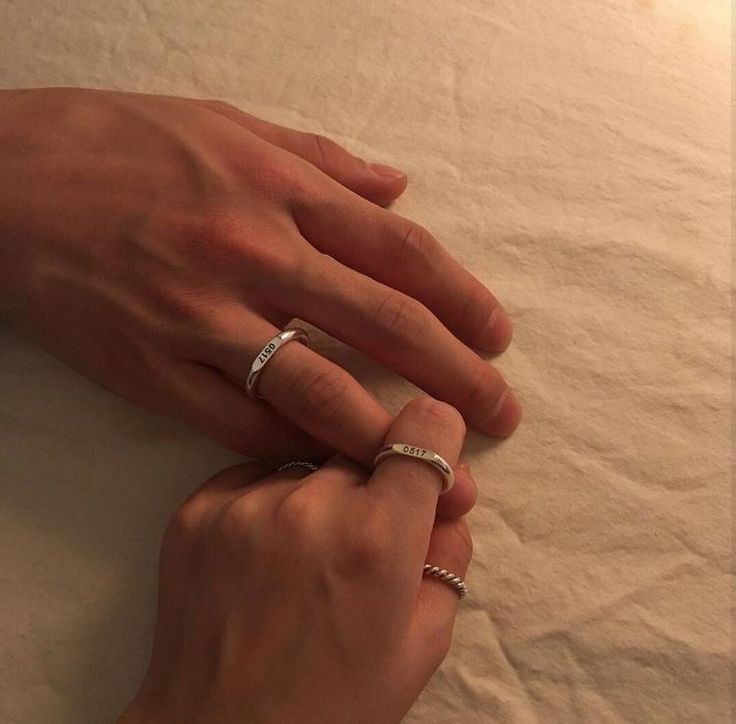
[{"xmin": 0, "ymin": 0, "xmax": 731, "ymax": 722}]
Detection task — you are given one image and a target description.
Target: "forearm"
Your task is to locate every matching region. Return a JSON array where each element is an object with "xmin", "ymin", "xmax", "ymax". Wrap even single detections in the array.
[{"xmin": 0, "ymin": 88, "xmax": 64, "ymax": 323}]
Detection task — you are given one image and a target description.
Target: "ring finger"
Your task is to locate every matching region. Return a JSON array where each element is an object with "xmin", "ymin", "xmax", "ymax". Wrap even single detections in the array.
[{"xmin": 205, "ymin": 307, "xmax": 393, "ymax": 466}]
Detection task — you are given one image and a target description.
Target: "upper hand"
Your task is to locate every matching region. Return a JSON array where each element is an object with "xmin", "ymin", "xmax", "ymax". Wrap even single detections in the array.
[{"xmin": 0, "ymin": 88, "xmax": 520, "ymax": 467}]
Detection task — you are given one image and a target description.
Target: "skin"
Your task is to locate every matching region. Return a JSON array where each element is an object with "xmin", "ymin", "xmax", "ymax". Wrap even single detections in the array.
[
  {"xmin": 0, "ymin": 90, "xmax": 509, "ymax": 716},
  {"xmin": 119, "ymin": 397, "xmax": 475, "ymax": 724},
  {"xmin": 0, "ymin": 88, "xmax": 521, "ymax": 473}
]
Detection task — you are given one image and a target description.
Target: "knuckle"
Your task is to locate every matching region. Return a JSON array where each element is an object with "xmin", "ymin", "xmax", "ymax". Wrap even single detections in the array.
[
  {"xmin": 216, "ymin": 494, "xmax": 262, "ymax": 550},
  {"xmin": 167, "ymin": 496, "xmax": 210, "ymax": 546},
  {"xmin": 273, "ymin": 493, "xmax": 319, "ymax": 543},
  {"xmin": 196, "ymin": 207, "xmax": 299, "ymax": 281},
  {"xmin": 306, "ymin": 132, "xmax": 334, "ymax": 168},
  {"xmin": 403, "ymin": 397, "xmax": 466, "ymax": 437},
  {"xmin": 253, "ymin": 154, "xmax": 312, "ymax": 199},
  {"xmin": 372, "ymin": 292, "xmax": 427, "ymax": 342},
  {"xmin": 187, "ymin": 207, "xmax": 244, "ymax": 263},
  {"xmin": 214, "ymin": 99, "xmax": 236, "ymax": 114},
  {"xmin": 304, "ymin": 132, "xmax": 355, "ymax": 174},
  {"xmin": 240, "ymin": 238, "xmax": 299, "ymax": 282},
  {"xmin": 150, "ymin": 283, "xmax": 214, "ymax": 331},
  {"xmin": 394, "ymin": 222, "xmax": 439, "ymax": 266},
  {"xmin": 201, "ymin": 98, "xmax": 234, "ymax": 114},
  {"xmin": 458, "ymin": 362, "xmax": 499, "ymax": 412},
  {"xmin": 335, "ymin": 517, "xmax": 393, "ymax": 580}
]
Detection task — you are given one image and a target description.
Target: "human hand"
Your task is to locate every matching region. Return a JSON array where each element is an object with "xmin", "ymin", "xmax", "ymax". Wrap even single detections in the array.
[
  {"xmin": 0, "ymin": 88, "xmax": 520, "ymax": 466},
  {"xmin": 120, "ymin": 398, "xmax": 473, "ymax": 724}
]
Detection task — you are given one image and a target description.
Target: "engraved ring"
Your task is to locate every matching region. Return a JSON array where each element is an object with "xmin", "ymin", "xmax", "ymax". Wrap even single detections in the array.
[
  {"xmin": 373, "ymin": 443, "xmax": 454, "ymax": 494},
  {"xmin": 246, "ymin": 328, "xmax": 310, "ymax": 399}
]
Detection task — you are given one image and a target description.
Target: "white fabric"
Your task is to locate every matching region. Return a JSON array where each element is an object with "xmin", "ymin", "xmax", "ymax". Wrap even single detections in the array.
[{"xmin": 0, "ymin": 1, "xmax": 731, "ymax": 721}]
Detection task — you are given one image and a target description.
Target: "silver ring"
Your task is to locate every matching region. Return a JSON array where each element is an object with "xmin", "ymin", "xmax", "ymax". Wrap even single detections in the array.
[
  {"xmin": 246, "ymin": 328, "xmax": 310, "ymax": 399},
  {"xmin": 373, "ymin": 443, "xmax": 454, "ymax": 494},
  {"xmin": 423, "ymin": 564, "xmax": 468, "ymax": 598},
  {"xmin": 277, "ymin": 461, "xmax": 320, "ymax": 473}
]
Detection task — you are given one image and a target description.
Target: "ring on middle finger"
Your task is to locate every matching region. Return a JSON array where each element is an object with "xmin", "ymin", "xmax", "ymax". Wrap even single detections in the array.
[{"xmin": 246, "ymin": 327, "xmax": 310, "ymax": 399}]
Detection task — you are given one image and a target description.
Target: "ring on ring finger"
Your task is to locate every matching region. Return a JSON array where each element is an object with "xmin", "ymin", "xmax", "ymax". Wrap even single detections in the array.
[{"xmin": 246, "ymin": 328, "xmax": 310, "ymax": 399}]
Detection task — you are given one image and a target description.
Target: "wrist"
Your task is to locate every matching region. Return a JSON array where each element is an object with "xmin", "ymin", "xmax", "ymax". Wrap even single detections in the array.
[{"xmin": 0, "ymin": 89, "xmax": 37, "ymax": 319}]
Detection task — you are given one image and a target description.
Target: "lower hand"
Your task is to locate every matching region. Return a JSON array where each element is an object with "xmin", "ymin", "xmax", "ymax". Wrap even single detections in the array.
[{"xmin": 120, "ymin": 398, "xmax": 474, "ymax": 724}]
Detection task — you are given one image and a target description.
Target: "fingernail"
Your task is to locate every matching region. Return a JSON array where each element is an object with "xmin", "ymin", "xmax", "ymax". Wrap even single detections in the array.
[
  {"xmin": 454, "ymin": 465, "xmax": 478, "ymax": 501},
  {"xmin": 484, "ymin": 306, "xmax": 514, "ymax": 352},
  {"xmin": 489, "ymin": 388, "xmax": 522, "ymax": 437},
  {"xmin": 369, "ymin": 162, "xmax": 406, "ymax": 180},
  {"xmin": 439, "ymin": 465, "xmax": 478, "ymax": 517}
]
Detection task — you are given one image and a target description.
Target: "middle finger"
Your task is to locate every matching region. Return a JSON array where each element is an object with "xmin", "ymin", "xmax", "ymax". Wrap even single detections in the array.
[
  {"xmin": 291, "ymin": 179, "xmax": 513, "ymax": 353},
  {"xmin": 283, "ymin": 254, "xmax": 521, "ymax": 437}
]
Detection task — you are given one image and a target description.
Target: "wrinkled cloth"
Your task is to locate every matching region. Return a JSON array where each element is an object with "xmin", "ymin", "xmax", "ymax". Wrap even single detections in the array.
[{"xmin": 0, "ymin": 1, "xmax": 731, "ymax": 721}]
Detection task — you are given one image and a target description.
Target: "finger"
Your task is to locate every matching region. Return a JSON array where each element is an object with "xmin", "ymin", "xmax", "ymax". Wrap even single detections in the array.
[
  {"xmin": 162, "ymin": 361, "xmax": 330, "ymax": 462},
  {"xmin": 368, "ymin": 398, "xmax": 466, "ymax": 555},
  {"xmin": 292, "ymin": 190, "xmax": 513, "ymax": 353},
  {"xmin": 288, "ymin": 454, "xmax": 369, "ymax": 497},
  {"xmin": 198, "ymin": 99, "xmax": 407, "ymax": 206},
  {"xmin": 203, "ymin": 312, "xmax": 394, "ymax": 466},
  {"xmin": 186, "ymin": 461, "xmax": 278, "ymax": 501},
  {"xmin": 173, "ymin": 461, "xmax": 317, "ymax": 542},
  {"xmin": 259, "ymin": 342, "xmax": 392, "ymax": 466},
  {"xmin": 437, "ymin": 464, "xmax": 477, "ymax": 519},
  {"xmin": 287, "ymin": 255, "xmax": 521, "ymax": 437},
  {"xmin": 159, "ymin": 460, "xmax": 276, "ymax": 631},
  {"xmin": 289, "ymin": 448, "xmax": 477, "ymax": 522},
  {"xmin": 411, "ymin": 516, "xmax": 473, "ymax": 668},
  {"xmin": 202, "ymin": 298, "xmax": 478, "ymax": 515},
  {"xmin": 227, "ymin": 326, "xmax": 490, "ymax": 518}
]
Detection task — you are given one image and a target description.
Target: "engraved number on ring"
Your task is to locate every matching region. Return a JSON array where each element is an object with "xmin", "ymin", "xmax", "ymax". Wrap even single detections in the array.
[{"xmin": 258, "ymin": 342, "xmax": 277, "ymax": 366}]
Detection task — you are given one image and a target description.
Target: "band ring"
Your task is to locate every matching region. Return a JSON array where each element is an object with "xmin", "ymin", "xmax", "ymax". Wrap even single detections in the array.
[
  {"xmin": 246, "ymin": 328, "xmax": 310, "ymax": 399},
  {"xmin": 423, "ymin": 564, "xmax": 468, "ymax": 598},
  {"xmin": 277, "ymin": 460, "xmax": 320, "ymax": 473},
  {"xmin": 373, "ymin": 443, "xmax": 455, "ymax": 494}
]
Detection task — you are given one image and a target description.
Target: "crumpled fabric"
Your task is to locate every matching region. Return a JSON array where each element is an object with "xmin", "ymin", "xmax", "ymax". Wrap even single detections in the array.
[{"xmin": 0, "ymin": 0, "xmax": 731, "ymax": 721}]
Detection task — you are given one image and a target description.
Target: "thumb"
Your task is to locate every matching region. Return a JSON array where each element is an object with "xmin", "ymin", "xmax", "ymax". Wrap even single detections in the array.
[{"xmin": 200, "ymin": 99, "xmax": 408, "ymax": 206}]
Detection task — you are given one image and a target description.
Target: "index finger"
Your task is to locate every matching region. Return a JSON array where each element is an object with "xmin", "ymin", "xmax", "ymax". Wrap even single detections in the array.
[{"xmin": 368, "ymin": 397, "xmax": 466, "ymax": 551}]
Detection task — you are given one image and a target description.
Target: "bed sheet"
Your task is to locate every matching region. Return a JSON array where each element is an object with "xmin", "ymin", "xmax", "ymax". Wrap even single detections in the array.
[{"xmin": 0, "ymin": 0, "xmax": 731, "ymax": 721}]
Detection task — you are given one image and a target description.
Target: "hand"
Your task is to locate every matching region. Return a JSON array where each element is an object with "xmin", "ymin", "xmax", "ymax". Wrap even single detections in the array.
[
  {"xmin": 0, "ymin": 88, "xmax": 520, "ymax": 466},
  {"xmin": 120, "ymin": 398, "xmax": 474, "ymax": 724}
]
